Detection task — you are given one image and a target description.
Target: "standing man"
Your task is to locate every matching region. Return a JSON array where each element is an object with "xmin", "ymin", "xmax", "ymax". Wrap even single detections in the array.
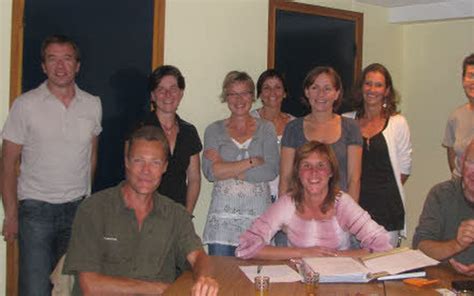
[
  {"xmin": 442, "ymin": 53, "xmax": 474, "ymax": 178},
  {"xmin": 1, "ymin": 35, "xmax": 102, "ymax": 295},
  {"xmin": 413, "ymin": 140, "xmax": 474, "ymax": 276},
  {"xmin": 64, "ymin": 125, "xmax": 218, "ymax": 295}
]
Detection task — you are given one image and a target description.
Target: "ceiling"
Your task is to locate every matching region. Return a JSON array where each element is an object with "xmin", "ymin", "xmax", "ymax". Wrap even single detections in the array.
[
  {"xmin": 355, "ymin": 0, "xmax": 474, "ymax": 23},
  {"xmin": 355, "ymin": 0, "xmax": 456, "ymax": 7}
]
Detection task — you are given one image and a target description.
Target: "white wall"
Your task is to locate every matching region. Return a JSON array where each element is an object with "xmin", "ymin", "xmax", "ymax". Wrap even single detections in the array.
[{"xmin": 401, "ymin": 19, "xmax": 474, "ymax": 241}]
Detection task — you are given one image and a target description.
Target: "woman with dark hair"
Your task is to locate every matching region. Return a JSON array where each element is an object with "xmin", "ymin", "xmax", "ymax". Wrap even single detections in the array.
[
  {"xmin": 132, "ymin": 65, "xmax": 202, "ymax": 213},
  {"xmin": 343, "ymin": 63, "xmax": 412, "ymax": 247},
  {"xmin": 202, "ymin": 71, "xmax": 279, "ymax": 256},
  {"xmin": 279, "ymin": 66, "xmax": 362, "ymax": 202},
  {"xmin": 252, "ymin": 69, "xmax": 295, "ymax": 246},
  {"xmin": 236, "ymin": 141, "xmax": 391, "ymax": 260}
]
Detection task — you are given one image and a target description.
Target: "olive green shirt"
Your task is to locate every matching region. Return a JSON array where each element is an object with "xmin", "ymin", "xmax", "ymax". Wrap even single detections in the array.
[{"xmin": 63, "ymin": 182, "xmax": 202, "ymax": 293}]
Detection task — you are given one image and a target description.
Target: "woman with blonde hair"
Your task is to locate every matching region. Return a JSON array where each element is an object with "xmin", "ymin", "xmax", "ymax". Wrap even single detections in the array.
[{"xmin": 202, "ymin": 71, "xmax": 279, "ymax": 256}]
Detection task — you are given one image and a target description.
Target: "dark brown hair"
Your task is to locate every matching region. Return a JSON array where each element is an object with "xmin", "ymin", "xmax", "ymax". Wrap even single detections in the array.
[
  {"xmin": 290, "ymin": 141, "xmax": 340, "ymax": 214},
  {"xmin": 462, "ymin": 53, "xmax": 474, "ymax": 78},
  {"xmin": 302, "ymin": 66, "xmax": 343, "ymax": 112},
  {"xmin": 41, "ymin": 34, "xmax": 80, "ymax": 62},
  {"xmin": 148, "ymin": 65, "xmax": 185, "ymax": 92},
  {"xmin": 352, "ymin": 63, "xmax": 399, "ymax": 118},
  {"xmin": 256, "ymin": 69, "xmax": 288, "ymax": 98}
]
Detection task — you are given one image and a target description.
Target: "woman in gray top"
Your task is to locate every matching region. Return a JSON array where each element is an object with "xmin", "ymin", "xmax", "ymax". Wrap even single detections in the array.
[
  {"xmin": 280, "ymin": 66, "xmax": 363, "ymax": 201},
  {"xmin": 202, "ymin": 71, "xmax": 279, "ymax": 256}
]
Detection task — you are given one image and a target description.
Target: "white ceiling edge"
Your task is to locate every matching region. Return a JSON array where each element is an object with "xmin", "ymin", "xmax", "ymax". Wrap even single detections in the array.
[
  {"xmin": 356, "ymin": 0, "xmax": 452, "ymax": 8},
  {"xmin": 388, "ymin": 0, "xmax": 474, "ymax": 23}
]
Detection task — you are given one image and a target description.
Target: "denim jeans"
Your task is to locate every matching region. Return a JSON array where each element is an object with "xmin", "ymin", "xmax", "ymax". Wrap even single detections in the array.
[
  {"xmin": 207, "ymin": 243, "xmax": 237, "ymax": 256},
  {"xmin": 19, "ymin": 198, "xmax": 82, "ymax": 296}
]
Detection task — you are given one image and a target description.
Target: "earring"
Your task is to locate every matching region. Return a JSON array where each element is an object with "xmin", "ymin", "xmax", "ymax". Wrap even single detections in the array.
[{"xmin": 382, "ymin": 97, "xmax": 387, "ymax": 108}]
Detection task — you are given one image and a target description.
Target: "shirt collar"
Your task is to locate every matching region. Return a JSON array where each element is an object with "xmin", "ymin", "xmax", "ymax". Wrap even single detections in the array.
[{"xmin": 39, "ymin": 81, "xmax": 83, "ymax": 103}]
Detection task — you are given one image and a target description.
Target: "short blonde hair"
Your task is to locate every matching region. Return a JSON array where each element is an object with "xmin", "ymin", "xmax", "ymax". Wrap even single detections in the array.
[{"xmin": 219, "ymin": 71, "xmax": 255, "ymax": 102}]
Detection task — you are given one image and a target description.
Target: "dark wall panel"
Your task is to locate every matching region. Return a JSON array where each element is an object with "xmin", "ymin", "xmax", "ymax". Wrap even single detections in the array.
[
  {"xmin": 275, "ymin": 10, "xmax": 356, "ymax": 117},
  {"xmin": 22, "ymin": 0, "xmax": 154, "ymax": 191}
]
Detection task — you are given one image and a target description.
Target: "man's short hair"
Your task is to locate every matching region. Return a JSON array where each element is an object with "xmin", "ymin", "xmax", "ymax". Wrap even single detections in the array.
[
  {"xmin": 127, "ymin": 125, "xmax": 170, "ymax": 158},
  {"xmin": 462, "ymin": 53, "xmax": 474, "ymax": 78},
  {"xmin": 41, "ymin": 34, "xmax": 81, "ymax": 62}
]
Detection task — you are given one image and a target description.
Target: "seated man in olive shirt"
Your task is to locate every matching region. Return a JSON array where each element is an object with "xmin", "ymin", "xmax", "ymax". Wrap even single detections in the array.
[
  {"xmin": 413, "ymin": 140, "xmax": 474, "ymax": 276},
  {"xmin": 64, "ymin": 126, "xmax": 218, "ymax": 295}
]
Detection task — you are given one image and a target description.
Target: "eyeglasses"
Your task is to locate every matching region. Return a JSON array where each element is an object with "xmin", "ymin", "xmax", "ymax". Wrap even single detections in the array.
[
  {"xmin": 155, "ymin": 86, "xmax": 181, "ymax": 96},
  {"xmin": 226, "ymin": 91, "xmax": 253, "ymax": 100}
]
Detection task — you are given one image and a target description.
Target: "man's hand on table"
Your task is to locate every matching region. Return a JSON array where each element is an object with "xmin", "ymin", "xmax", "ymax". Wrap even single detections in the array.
[
  {"xmin": 449, "ymin": 258, "xmax": 474, "ymax": 277},
  {"xmin": 191, "ymin": 276, "xmax": 218, "ymax": 296}
]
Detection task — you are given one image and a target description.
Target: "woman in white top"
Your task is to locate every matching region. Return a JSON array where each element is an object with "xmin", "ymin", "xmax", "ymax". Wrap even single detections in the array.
[
  {"xmin": 202, "ymin": 71, "xmax": 279, "ymax": 256},
  {"xmin": 344, "ymin": 63, "xmax": 412, "ymax": 247}
]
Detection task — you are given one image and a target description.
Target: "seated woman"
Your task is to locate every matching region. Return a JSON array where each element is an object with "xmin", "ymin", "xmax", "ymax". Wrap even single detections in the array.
[{"xmin": 236, "ymin": 141, "xmax": 392, "ymax": 260}]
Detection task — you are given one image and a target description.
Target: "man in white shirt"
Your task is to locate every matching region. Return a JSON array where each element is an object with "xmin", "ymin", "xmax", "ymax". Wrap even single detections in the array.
[{"xmin": 1, "ymin": 34, "xmax": 102, "ymax": 296}]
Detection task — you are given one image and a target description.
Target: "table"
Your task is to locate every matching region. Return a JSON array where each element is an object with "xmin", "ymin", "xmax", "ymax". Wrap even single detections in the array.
[{"xmin": 164, "ymin": 256, "xmax": 471, "ymax": 295}]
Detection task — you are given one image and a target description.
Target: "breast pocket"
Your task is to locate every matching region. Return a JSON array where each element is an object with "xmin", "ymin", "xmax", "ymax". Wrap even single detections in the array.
[
  {"xmin": 76, "ymin": 117, "xmax": 96, "ymax": 144},
  {"xmin": 102, "ymin": 235, "xmax": 133, "ymax": 265}
]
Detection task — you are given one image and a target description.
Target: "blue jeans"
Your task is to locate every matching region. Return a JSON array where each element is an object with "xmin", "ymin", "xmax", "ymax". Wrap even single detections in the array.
[
  {"xmin": 19, "ymin": 198, "xmax": 82, "ymax": 296},
  {"xmin": 208, "ymin": 244, "xmax": 237, "ymax": 256}
]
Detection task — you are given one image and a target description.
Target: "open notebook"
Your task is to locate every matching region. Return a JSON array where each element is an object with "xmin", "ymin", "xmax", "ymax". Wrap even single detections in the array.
[{"xmin": 302, "ymin": 248, "xmax": 439, "ymax": 283}]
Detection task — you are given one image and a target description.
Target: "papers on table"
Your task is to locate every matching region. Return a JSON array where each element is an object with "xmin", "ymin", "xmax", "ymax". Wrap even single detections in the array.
[
  {"xmin": 302, "ymin": 257, "xmax": 372, "ymax": 283},
  {"xmin": 302, "ymin": 248, "xmax": 439, "ymax": 283},
  {"xmin": 239, "ymin": 265, "xmax": 302, "ymax": 283},
  {"xmin": 362, "ymin": 249, "xmax": 438, "ymax": 275}
]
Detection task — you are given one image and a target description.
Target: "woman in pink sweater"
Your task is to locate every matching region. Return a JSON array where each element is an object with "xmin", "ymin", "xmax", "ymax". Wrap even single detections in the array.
[{"xmin": 236, "ymin": 141, "xmax": 392, "ymax": 260}]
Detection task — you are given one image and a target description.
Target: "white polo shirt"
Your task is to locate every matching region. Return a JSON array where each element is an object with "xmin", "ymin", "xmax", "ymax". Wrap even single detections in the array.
[{"xmin": 1, "ymin": 82, "xmax": 102, "ymax": 203}]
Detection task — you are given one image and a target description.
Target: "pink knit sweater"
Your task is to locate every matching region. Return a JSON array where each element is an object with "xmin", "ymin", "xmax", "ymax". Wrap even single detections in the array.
[{"xmin": 236, "ymin": 192, "xmax": 392, "ymax": 259}]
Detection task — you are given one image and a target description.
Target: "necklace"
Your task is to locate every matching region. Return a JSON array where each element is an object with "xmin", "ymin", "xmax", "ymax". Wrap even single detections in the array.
[{"xmin": 161, "ymin": 120, "xmax": 177, "ymax": 135}]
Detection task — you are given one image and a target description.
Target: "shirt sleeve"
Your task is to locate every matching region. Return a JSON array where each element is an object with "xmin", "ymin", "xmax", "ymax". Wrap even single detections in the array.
[
  {"xmin": 187, "ymin": 124, "xmax": 203, "ymax": 156},
  {"xmin": 63, "ymin": 199, "xmax": 103, "ymax": 274},
  {"xmin": 201, "ymin": 122, "xmax": 220, "ymax": 182},
  {"xmin": 281, "ymin": 118, "xmax": 301, "ymax": 148},
  {"xmin": 176, "ymin": 207, "xmax": 203, "ymax": 260},
  {"xmin": 244, "ymin": 121, "xmax": 279, "ymax": 183},
  {"xmin": 336, "ymin": 193, "xmax": 392, "ymax": 252},
  {"xmin": 442, "ymin": 112, "xmax": 456, "ymax": 147},
  {"xmin": 1, "ymin": 98, "xmax": 28, "ymax": 145},
  {"xmin": 394, "ymin": 115, "xmax": 412, "ymax": 175},
  {"xmin": 343, "ymin": 117, "xmax": 363, "ymax": 146},
  {"xmin": 412, "ymin": 185, "xmax": 444, "ymax": 248},
  {"xmin": 236, "ymin": 195, "xmax": 293, "ymax": 259},
  {"xmin": 93, "ymin": 96, "xmax": 103, "ymax": 136}
]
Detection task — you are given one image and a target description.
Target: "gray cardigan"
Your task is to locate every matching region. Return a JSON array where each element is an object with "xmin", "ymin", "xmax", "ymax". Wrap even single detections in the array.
[{"xmin": 202, "ymin": 118, "xmax": 279, "ymax": 183}]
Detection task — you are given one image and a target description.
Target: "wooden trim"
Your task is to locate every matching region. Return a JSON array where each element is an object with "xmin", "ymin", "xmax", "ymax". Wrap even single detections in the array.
[
  {"xmin": 267, "ymin": 0, "xmax": 364, "ymax": 80},
  {"xmin": 6, "ymin": 1, "xmax": 24, "ymax": 294},
  {"xmin": 267, "ymin": 0, "xmax": 277, "ymax": 68},
  {"xmin": 9, "ymin": 0, "xmax": 24, "ymax": 105},
  {"xmin": 152, "ymin": 0, "xmax": 166, "ymax": 69}
]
